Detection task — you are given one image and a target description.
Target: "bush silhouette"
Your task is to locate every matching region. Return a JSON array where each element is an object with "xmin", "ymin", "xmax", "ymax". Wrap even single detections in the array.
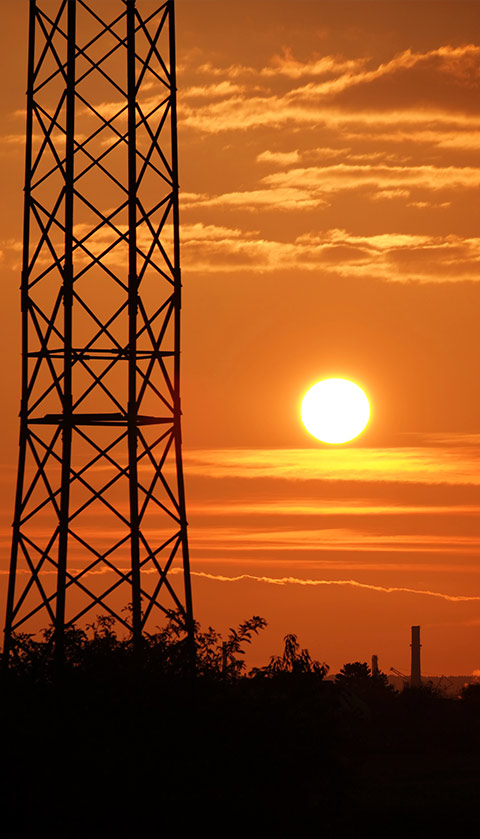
[
  {"xmin": 6, "ymin": 609, "xmax": 268, "ymax": 682},
  {"xmin": 250, "ymin": 632, "xmax": 328, "ymax": 678}
]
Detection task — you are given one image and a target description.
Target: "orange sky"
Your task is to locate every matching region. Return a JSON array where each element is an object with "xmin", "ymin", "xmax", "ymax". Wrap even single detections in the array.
[{"xmin": 2, "ymin": 0, "xmax": 480, "ymax": 675}]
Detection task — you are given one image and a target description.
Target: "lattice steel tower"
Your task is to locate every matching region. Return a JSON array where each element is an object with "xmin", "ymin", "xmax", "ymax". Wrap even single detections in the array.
[{"xmin": 3, "ymin": 0, "xmax": 194, "ymax": 665}]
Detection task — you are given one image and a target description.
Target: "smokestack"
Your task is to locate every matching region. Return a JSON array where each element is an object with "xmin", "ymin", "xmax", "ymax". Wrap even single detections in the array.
[
  {"xmin": 410, "ymin": 625, "xmax": 422, "ymax": 687},
  {"xmin": 371, "ymin": 654, "xmax": 379, "ymax": 677}
]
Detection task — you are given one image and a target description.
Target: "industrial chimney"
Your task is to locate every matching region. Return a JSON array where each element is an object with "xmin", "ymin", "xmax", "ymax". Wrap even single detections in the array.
[
  {"xmin": 371, "ymin": 654, "xmax": 379, "ymax": 677},
  {"xmin": 410, "ymin": 625, "xmax": 422, "ymax": 687}
]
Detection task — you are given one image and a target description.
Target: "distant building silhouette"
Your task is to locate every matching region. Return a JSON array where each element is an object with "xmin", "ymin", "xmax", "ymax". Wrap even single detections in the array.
[{"xmin": 410, "ymin": 625, "xmax": 422, "ymax": 687}]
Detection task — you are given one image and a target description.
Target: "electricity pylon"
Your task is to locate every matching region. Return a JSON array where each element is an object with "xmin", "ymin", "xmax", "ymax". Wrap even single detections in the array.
[{"xmin": 3, "ymin": 0, "xmax": 194, "ymax": 666}]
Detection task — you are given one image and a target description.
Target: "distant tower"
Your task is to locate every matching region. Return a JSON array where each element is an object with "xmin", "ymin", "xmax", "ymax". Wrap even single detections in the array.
[
  {"xmin": 371, "ymin": 654, "xmax": 379, "ymax": 677},
  {"xmin": 3, "ymin": 0, "xmax": 194, "ymax": 667},
  {"xmin": 410, "ymin": 625, "xmax": 422, "ymax": 687}
]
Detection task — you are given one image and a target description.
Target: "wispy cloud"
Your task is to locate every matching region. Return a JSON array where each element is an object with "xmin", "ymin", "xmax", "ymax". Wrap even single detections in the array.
[
  {"xmin": 188, "ymin": 501, "xmax": 480, "ymax": 518},
  {"xmin": 176, "ymin": 223, "xmax": 480, "ymax": 282},
  {"xmin": 189, "ymin": 527, "xmax": 480, "ymax": 555},
  {"xmin": 11, "ymin": 211, "xmax": 480, "ymax": 284},
  {"xmin": 195, "ymin": 44, "xmax": 480, "ymax": 90},
  {"xmin": 181, "ymin": 157, "xmax": 480, "ymax": 229},
  {"xmin": 256, "ymin": 149, "xmax": 301, "ymax": 166},
  {"xmin": 3, "ymin": 566, "xmax": 476, "ymax": 604},
  {"xmin": 182, "ymin": 447, "xmax": 480, "ymax": 484},
  {"xmin": 182, "ymin": 81, "xmax": 248, "ymax": 99},
  {"xmin": 263, "ymin": 51, "xmax": 368, "ymax": 80},
  {"xmin": 262, "ymin": 162, "xmax": 480, "ymax": 195},
  {"xmin": 180, "ymin": 95, "xmax": 480, "ymax": 134},
  {"xmin": 186, "ymin": 571, "xmax": 480, "ymax": 603},
  {"xmin": 284, "ymin": 44, "xmax": 480, "ymax": 100},
  {"xmin": 197, "ymin": 52, "xmax": 367, "ymax": 81}
]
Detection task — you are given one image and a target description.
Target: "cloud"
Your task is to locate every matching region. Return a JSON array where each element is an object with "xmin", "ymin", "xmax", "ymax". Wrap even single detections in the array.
[
  {"xmin": 196, "ymin": 51, "xmax": 367, "ymax": 81},
  {"xmin": 181, "ymin": 447, "xmax": 480, "ymax": 485},
  {"xmin": 406, "ymin": 200, "xmax": 451, "ymax": 209},
  {"xmin": 428, "ymin": 433, "xmax": 480, "ymax": 447},
  {"xmin": 182, "ymin": 81, "xmax": 247, "ymax": 99},
  {"xmin": 177, "ymin": 43, "xmax": 480, "ymax": 138},
  {"xmin": 188, "ymin": 526, "xmax": 480, "ymax": 555},
  {"xmin": 371, "ymin": 188, "xmax": 411, "ymax": 202},
  {"xmin": 184, "ymin": 571, "xmax": 480, "ymax": 604},
  {"xmin": 177, "ymin": 222, "xmax": 480, "ymax": 282},
  {"xmin": 181, "ymin": 187, "xmax": 328, "ymax": 212},
  {"xmin": 256, "ymin": 149, "xmax": 301, "ymax": 166},
  {"xmin": 0, "ymin": 237, "xmax": 23, "ymax": 271},
  {"xmin": 195, "ymin": 44, "xmax": 480, "ymax": 93},
  {"xmin": 179, "ymin": 93, "xmax": 325, "ymax": 133},
  {"xmin": 0, "ymin": 133, "xmax": 27, "ymax": 148},
  {"xmin": 262, "ymin": 162, "xmax": 480, "ymax": 194},
  {"xmin": 53, "ymin": 44, "xmax": 480, "ymax": 162},
  {"xmin": 13, "ymin": 211, "xmax": 480, "ymax": 283},
  {"xmin": 346, "ymin": 128, "xmax": 480, "ymax": 152},
  {"xmin": 6, "ymin": 564, "xmax": 477, "ymax": 604},
  {"xmin": 180, "ymin": 92, "xmax": 480, "ymax": 134},
  {"xmin": 263, "ymin": 51, "xmax": 368, "ymax": 80},
  {"xmin": 286, "ymin": 44, "xmax": 480, "ymax": 102},
  {"xmin": 181, "ymin": 160, "xmax": 480, "ymax": 223},
  {"xmin": 188, "ymin": 501, "xmax": 480, "ymax": 518},
  {"xmin": 181, "ymin": 222, "xmax": 252, "ymax": 241}
]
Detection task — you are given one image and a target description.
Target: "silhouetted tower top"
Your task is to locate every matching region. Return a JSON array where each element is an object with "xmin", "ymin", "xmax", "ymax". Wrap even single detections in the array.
[{"xmin": 410, "ymin": 625, "xmax": 422, "ymax": 688}]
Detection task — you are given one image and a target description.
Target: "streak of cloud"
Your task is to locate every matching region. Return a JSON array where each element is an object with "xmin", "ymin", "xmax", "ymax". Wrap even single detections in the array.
[
  {"xmin": 285, "ymin": 44, "xmax": 480, "ymax": 99},
  {"xmin": 184, "ymin": 570, "xmax": 480, "ymax": 603},
  {"xmin": 182, "ymin": 447, "xmax": 480, "ymax": 485},
  {"xmin": 256, "ymin": 149, "xmax": 301, "ymax": 166},
  {"xmin": 7, "ymin": 566, "xmax": 474, "ymax": 604},
  {"xmin": 197, "ymin": 52, "xmax": 368, "ymax": 81},
  {"xmin": 178, "ymin": 222, "xmax": 480, "ymax": 283},
  {"xmin": 188, "ymin": 528, "xmax": 480, "ymax": 555},
  {"xmin": 262, "ymin": 162, "xmax": 480, "ymax": 194},
  {"xmin": 187, "ymin": 502, "xmax": 480, "ymax": 518}
]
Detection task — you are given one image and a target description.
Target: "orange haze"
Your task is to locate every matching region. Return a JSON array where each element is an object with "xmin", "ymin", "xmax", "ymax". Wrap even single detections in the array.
[{"xmin": 2, "ymin": 0, "xmax": 480, "ymax": 675}]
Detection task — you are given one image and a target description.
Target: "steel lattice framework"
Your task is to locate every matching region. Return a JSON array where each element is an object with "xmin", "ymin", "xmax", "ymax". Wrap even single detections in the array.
[{"xmin": 3, "ymin": 0, "xmax": 194, "ymax": 665}]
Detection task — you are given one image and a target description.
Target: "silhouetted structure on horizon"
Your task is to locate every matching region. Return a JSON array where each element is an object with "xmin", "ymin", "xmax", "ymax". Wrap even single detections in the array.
[
  {"xmin": 410, "ymin": 625, "xmax": 422, "ymax": 687},
  {"xmin": 3, "ymin": 0, "xmax": 194, "ymax": 668}
]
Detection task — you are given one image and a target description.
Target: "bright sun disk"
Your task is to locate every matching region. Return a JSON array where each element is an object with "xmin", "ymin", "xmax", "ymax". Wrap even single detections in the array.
[{"xmin": 301, "ymin": 378, "xmax": 370, "ymax": 444}]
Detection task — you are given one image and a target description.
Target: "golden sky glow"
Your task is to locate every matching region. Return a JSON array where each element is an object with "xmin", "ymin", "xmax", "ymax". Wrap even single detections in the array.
[{"xmin": 2, "ymin": 1, "xmax": 480, "ymax": 674}]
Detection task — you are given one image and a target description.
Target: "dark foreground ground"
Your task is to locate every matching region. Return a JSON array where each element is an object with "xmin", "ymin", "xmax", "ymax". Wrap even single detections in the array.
[{"xmin": 1, "ymin": 667, "xmax": 480, "ymax": 838}]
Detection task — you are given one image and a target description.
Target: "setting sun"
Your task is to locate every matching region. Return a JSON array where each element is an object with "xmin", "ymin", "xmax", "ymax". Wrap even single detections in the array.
[{"xmin": 300, "ymin": 378, "xmax": 370, "ymax": 444}]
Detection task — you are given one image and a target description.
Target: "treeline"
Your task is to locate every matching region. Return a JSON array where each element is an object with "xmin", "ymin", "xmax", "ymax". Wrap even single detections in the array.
[{"xmin": 1, "ymin": 614, "xmax": 480, "ymax": 836}]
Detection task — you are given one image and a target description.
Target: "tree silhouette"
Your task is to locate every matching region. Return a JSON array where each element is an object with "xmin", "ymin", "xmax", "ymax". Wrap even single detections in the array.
[
  {"xmin": 6, "ymin": 610, "xmax": 268, "ymax": 682},
  {"xmin": 250, "ymin": 633, "xmax": 328, "ymax": 678},
  {"xmin": 335, "ymin": 661, "xmax": 372, "ymax": 685},
  {"xmin": 335, "ymin": 661, "xmax": 396, "ymax": 706}
]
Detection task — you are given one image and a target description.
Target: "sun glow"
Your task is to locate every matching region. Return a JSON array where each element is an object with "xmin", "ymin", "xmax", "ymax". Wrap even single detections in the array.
[{"xmin": 301, "ymin": 378, "xmax": 370, "ymax": 444}]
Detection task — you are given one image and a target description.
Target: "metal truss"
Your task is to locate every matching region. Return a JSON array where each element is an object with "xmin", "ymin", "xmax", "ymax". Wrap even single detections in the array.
[{"xmin": 3, "ymin": 0, "xmax": 194, "ymax": 666}]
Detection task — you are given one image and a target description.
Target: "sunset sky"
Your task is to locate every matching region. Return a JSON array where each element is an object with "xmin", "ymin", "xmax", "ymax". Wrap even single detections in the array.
[{"xmin": 2, "ymin": 0, "xmax": 480, "ymax": 675}]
